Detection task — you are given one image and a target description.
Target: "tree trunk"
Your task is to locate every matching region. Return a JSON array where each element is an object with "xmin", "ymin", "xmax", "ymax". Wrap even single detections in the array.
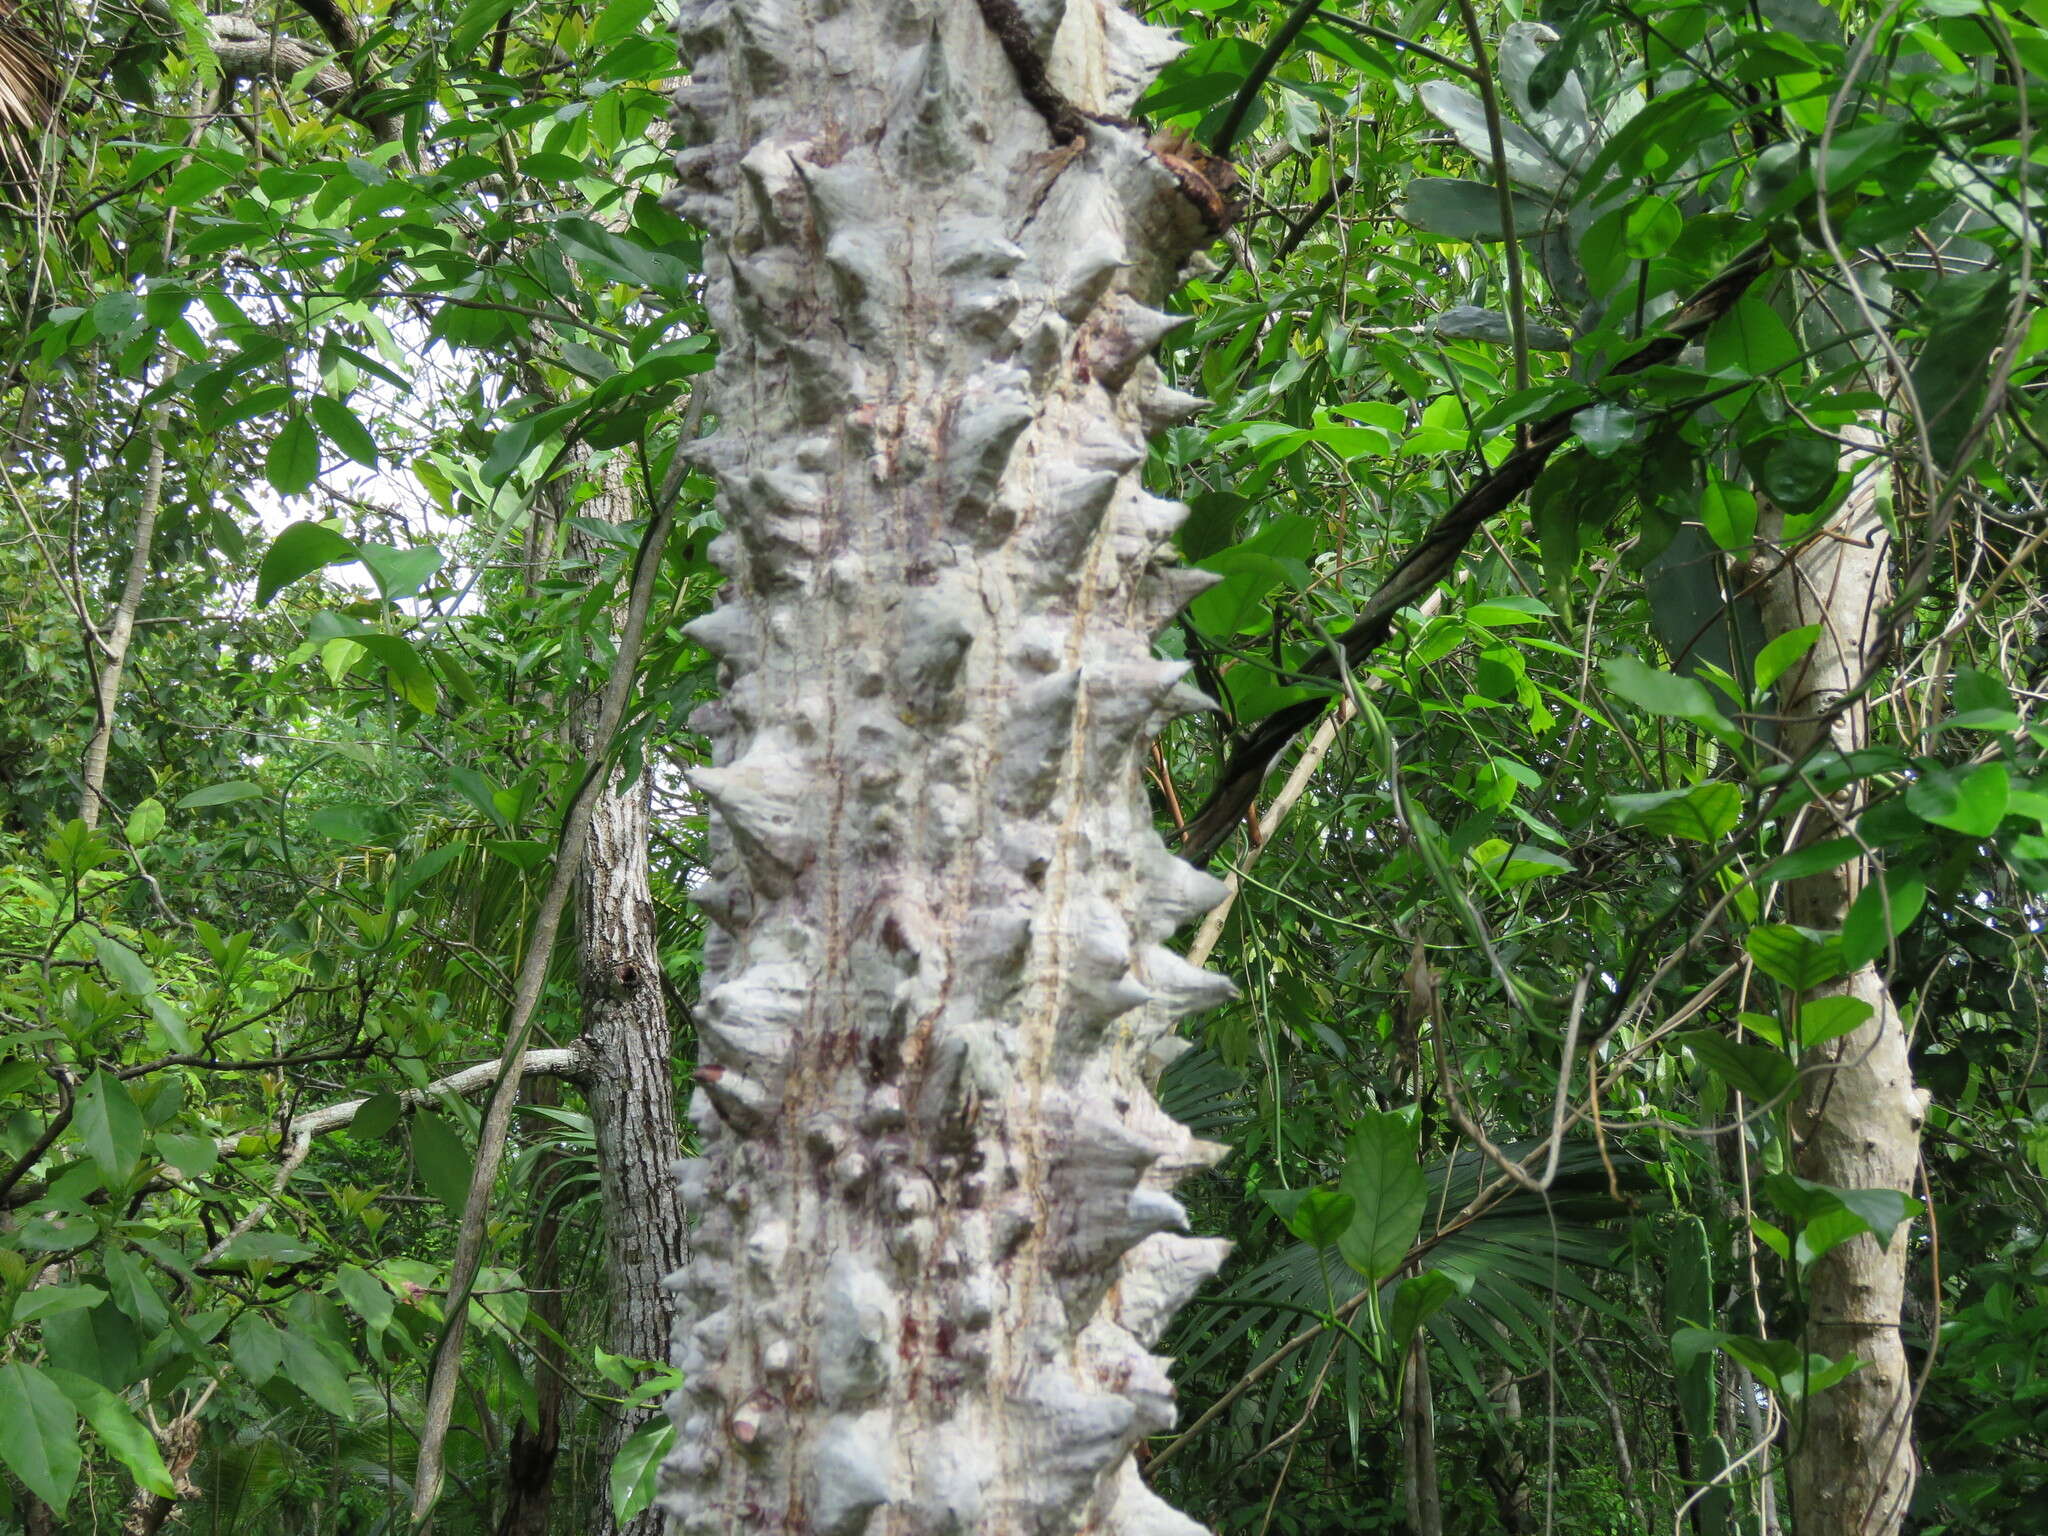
[
  {"xmin": 568, "ymin": 466, "xmax": 690, "ymax": 1536},
  {"xmin": 660, "ymin": 3, "xmax": 1234, "ymax": 1533},
  {"xmin": 80, "ymin": 402, "xmax": 167, "ymax": 830},
  {"xmin": 1757, "ymin": 443, "xmax": 1924, "ymax": 1535}
]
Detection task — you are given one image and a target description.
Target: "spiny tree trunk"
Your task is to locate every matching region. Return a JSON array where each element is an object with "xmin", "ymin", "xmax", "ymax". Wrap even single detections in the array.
[
  {"xmin": 571, "ymin": 496, "xmax": 689, "ymax": 1536},
  {"xmin": 660, "ymin": 2, "xmax": 1234, "ymax": 1532},
  {"xmin": 1757, "ymin": 442, "xmax": 1923, "ymax": 1535}
]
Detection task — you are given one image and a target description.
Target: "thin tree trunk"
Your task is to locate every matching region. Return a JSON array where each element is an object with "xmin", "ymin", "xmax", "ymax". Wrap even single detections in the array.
[
  {"xmin": 1757, "ymin": 440, "xmax": 1924, "ymax": 1535},
  {"xmin": 567, "ymin": 464, "xmax": 688, "ymax": 1536},
  {"xmin": 660, "ymin": 3, "xmax": 1234, "ymax": 1532},
  {"xmin": 80, "ymin": 401, "xmax": 167, "ymax": 830},
  {"xmin": 1400, "ymin": 1338, "xmax": 1443, "ymax": 1536}
]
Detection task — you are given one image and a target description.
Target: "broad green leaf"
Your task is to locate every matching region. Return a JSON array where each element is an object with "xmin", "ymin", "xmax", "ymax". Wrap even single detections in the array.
[
  {"xmin": 124, "ymin": 798, "xmax": 166, "ymax": 847},
  {"xmin": 11, "ymin": 1285, "xmax": 108, "ymax": 1325},
  {"xmin": 1841, "ymin": 873, "xmax": 1926, "ymax": 969},
  {"xmin": 1745, "ymin": 924, "xmax": 1845, "ymax": 990},
  {"xmin": 355, "ymin": 544, "xmax": 444, "ymax": 602},
  {"xmin": 230, "ymin": 1313, "xmax": 283, "ymax": 1386},
  {"xmin": 308, "ymin": 394, "xmax": 378, "ymax": 468},
  {"xmin": 1678, "ymin": 1030, "xmax": 1796, "ymax": 1103},
  {"xmin": 265, "ymin": 414, "xmax": 322, "ymax": 496},
  {"xmin": 278, "ymin": 1328, "xmax": 355, "ymax": 1418},
  {"xmin": 256, "ymin": 521, "xmax": 355, "ymax": 606},
  {"xmin": 153, "ymin": 1132, "xmax": 218, "ymax": 1179},
  {"xmin": 175, "ymin": 780, "xmax": 265, "ymax": 809},
  {"xmin": 77, "ymin": 1068, "xmax": 144, "ymax": 1188},
  {"xmin": 1262, "ymin": 1186, "xmax": 1354, "ymax": 1249},
  {"xmin": 609, "ymin": 1413, "xmax": 675, "ymax": 1524},
  {"xmin": 0, "ymin": 1363, "xmax": 81, "ymax": 1510},
  {"xmin": 1608, "ymin": 783, "xmax": 1743, "ymax": 841},
  {"xmin": 1602, "ymin": 655, "xmax": 1736, "ymax": 742},
  {"xmin": 1398, "ymin": 177, "xmax": 1550, "ymax": 241},
  {"xmin": 333, "ymin": 1265, "xmax": 393, "ymax": 1331},
  {"xmin": 589, "ymin": 0, "xmax": 656, "ymax": 47},
  {"xmin": 1943, "ymin": 667, "xmax": 2022, "ymax": 732},
  {"xmin": 1706, "ymin": 292, "xmax": 1800, "ymax": 376},
  {"xmin": 1336, "ymin": 1110, "xmax": 1427, "ymax": 1281},
  {"xmin": 1755, "ymin": 624, "xmax": 1821, "ymax": 692},
  {"xmin": 1699, "ymin": 477, "xmax": 1758, "ymax": 552},
  {"xmin": 1387, "ymin": 1269, "xmax": 1464, "ymax": 1346},
  {"xmin": 46, "ymin": 1369, "xmax": 174, "ymax": 1497},
  {"xmin": 102, "ymin": 1246, "xmax": 167, "ymax": 1333},
  {"xmin": 409, "ymin": 1112, "xmax": 476, "ymax": 1215},
  {"xmin": 92, "ymin": 933, "xmax": 155, "ymax": 999},
  {"xmin": 1907, "ymin": 761, "xmax": 2008, "ymax": 836},
  {"xmin": 1758, "ymin": 837, "xmax": 1859, "ymax": 883},
  {"xmin": 1796, "ymin": 994, "xmax": 1875, "ymax": 1049},
  {"xmin": 350, "ymin": 1091, "xmax": 405, "ymax": 1141}
]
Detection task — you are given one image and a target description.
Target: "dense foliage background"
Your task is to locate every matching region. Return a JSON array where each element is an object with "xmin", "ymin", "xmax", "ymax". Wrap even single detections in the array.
[{"xmin": 2, "ymin": 0, "xmax": 2045, "ymax": 1532}]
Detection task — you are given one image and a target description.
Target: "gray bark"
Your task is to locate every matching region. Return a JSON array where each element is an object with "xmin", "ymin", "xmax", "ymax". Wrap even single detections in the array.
[
  {"xmin": 660, "ymin": 2, "xmax": 1234, "ymax": 1532},
  {"xmin": 1757, "ymin": 442, "xmax": 1923, "ymax": 1535},
  {"xmin": 569, "ymin": 516, "xmax": 689, "ymax": 1536}
]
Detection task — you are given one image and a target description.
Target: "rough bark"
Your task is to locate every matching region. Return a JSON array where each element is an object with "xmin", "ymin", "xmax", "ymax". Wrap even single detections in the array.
[
  {"xmin": 569, "ymin": 481, "xmax": 690, "ymax": 1536},
  {"xmin": 1757, "ymin": 450, "xmax": 1923, "ymax": 1535},
  {"xmin": 660, "ymin": 3, "xmax": 1234, "ymax": 1533}
]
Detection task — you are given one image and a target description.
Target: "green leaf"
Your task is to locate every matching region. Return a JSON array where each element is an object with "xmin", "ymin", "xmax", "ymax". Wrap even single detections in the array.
[
  {"xmin": 256, "ymin": 520, "xmax": 356, "ymax": 606},
  {"xmin": 609, "ymin": 1413, "xmax": 675, "ymax": 1524},
  {"xmin": 265, "ymin": 414, "xmax": 322, "ymax": 496},
  {"xmin": 1943, "ymin": 667, "xmax": 2022, "ymax": 732},
  {"xmin": 1699, "ymin": 477, "xmax": 1759, "ymax": 552},
  {"xmin": 1387, "ymin": 1269, "xmax": 1464, "ymax": 1346},
  {"xmin": 1745, "ymin": 923, "xmax": 1845, "ymax": 990},
  {"xmin": 409, "ymin": 1112, "xmax": 476, "ymax": 1215},
  {"xmin": 278, "ymin": 1328, "xmax": 355, "ymax": 1418},
  {"xmin": 308, "ymin": 395, "xmax": 378, "ymax": 468},
  {"xmin": 354, "ymin": 544, "xmax": 444, "ymax": 602},
  {"xmin": 1914, "ymin": 269, "xmax": 2011, "ymax": 469},
  {"xmin": 230, "ymin": 1313, "xmax": 283, "ymax": 1386},
  {"xmin": 1906, "ymin": 761, "xmax": 2008, "ymax": 837},
  {"xmin": 1755, "ymin": 625, "xmax": 1821, "ymax": 693},
  {"xmin": 175, "ymin": 780, "xmax": 265, "ymax": 809},
  {"xmin": 1841, "ymin": 873, "xmax": 1926, "ymax": 969},
  {"xmin": 124, "ymin": 798, "xmax": 166, "ymax": 847},
  {"xmin": 1398, "ymin": 177, "xmax": 1550, "ymax": 241},
  {"xmin": 1608, "ymin": 782, "xmax": 1743, "ymax": 841},
  {"xmin": 1263, "ymin": 1186, "xmax": 1355, "ymax": 1249},
  {"xmin": 1706, "ymin": 293, "xmax": 1800, "ymax": 376},
  {"xmin": 153, "ymin": 1132, "xmax": 218, "ymax": 1179},
  {"xmin": 1336, "ymin": 1109, "xmax": 1427, "ymax": 1281},
  {"xmin": 1796, "ymin": 994, "xmax": 1875, "ymax": 1049},
  {"xmin": 589, "ymin": 0, "xmax": 655, "ymax": 47},
  {"xmin": 93, "ymin": 933, "xmax": 155, "ymax": 999},
  {"xmin": 1602, "ymin": 655, "xmax": 1737, "ymax": 743},
  {"xmin": 333, "ymin": 1265, "xmax": 393, "ymax": 1331},
  {"xmin": 1760, "ymin": 431, "xmax": 1840, "ymax": 512},
  {"xmin": 350, "ymin": 1091, "xmax": 404, "ymax": 1142},
  {"xmin": 46, "ymin": 1369, "xmax": 174, "ymax": 1497},
  {"xmin": 0, "ymin": 1362, "xmax": 82, "ymax": 1511},
  {"xmin": 102, "ymin": 1246, "xmax": 167, "ymax": 1333},
  {"xmin": 12, "ymin": 1285, "xmax": 108, "ymax": 1325},
  {"xmin": 1677, "ymin": 1029, "xmax": 1796, "ymax": 1103},
  {"xmin": 77, "ymin": 1068, "xmax": 144, "ymax": 1188},
  {"xmin": 1758, "ymin": 837, "xmax": 1859, "ymax": 883}
]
